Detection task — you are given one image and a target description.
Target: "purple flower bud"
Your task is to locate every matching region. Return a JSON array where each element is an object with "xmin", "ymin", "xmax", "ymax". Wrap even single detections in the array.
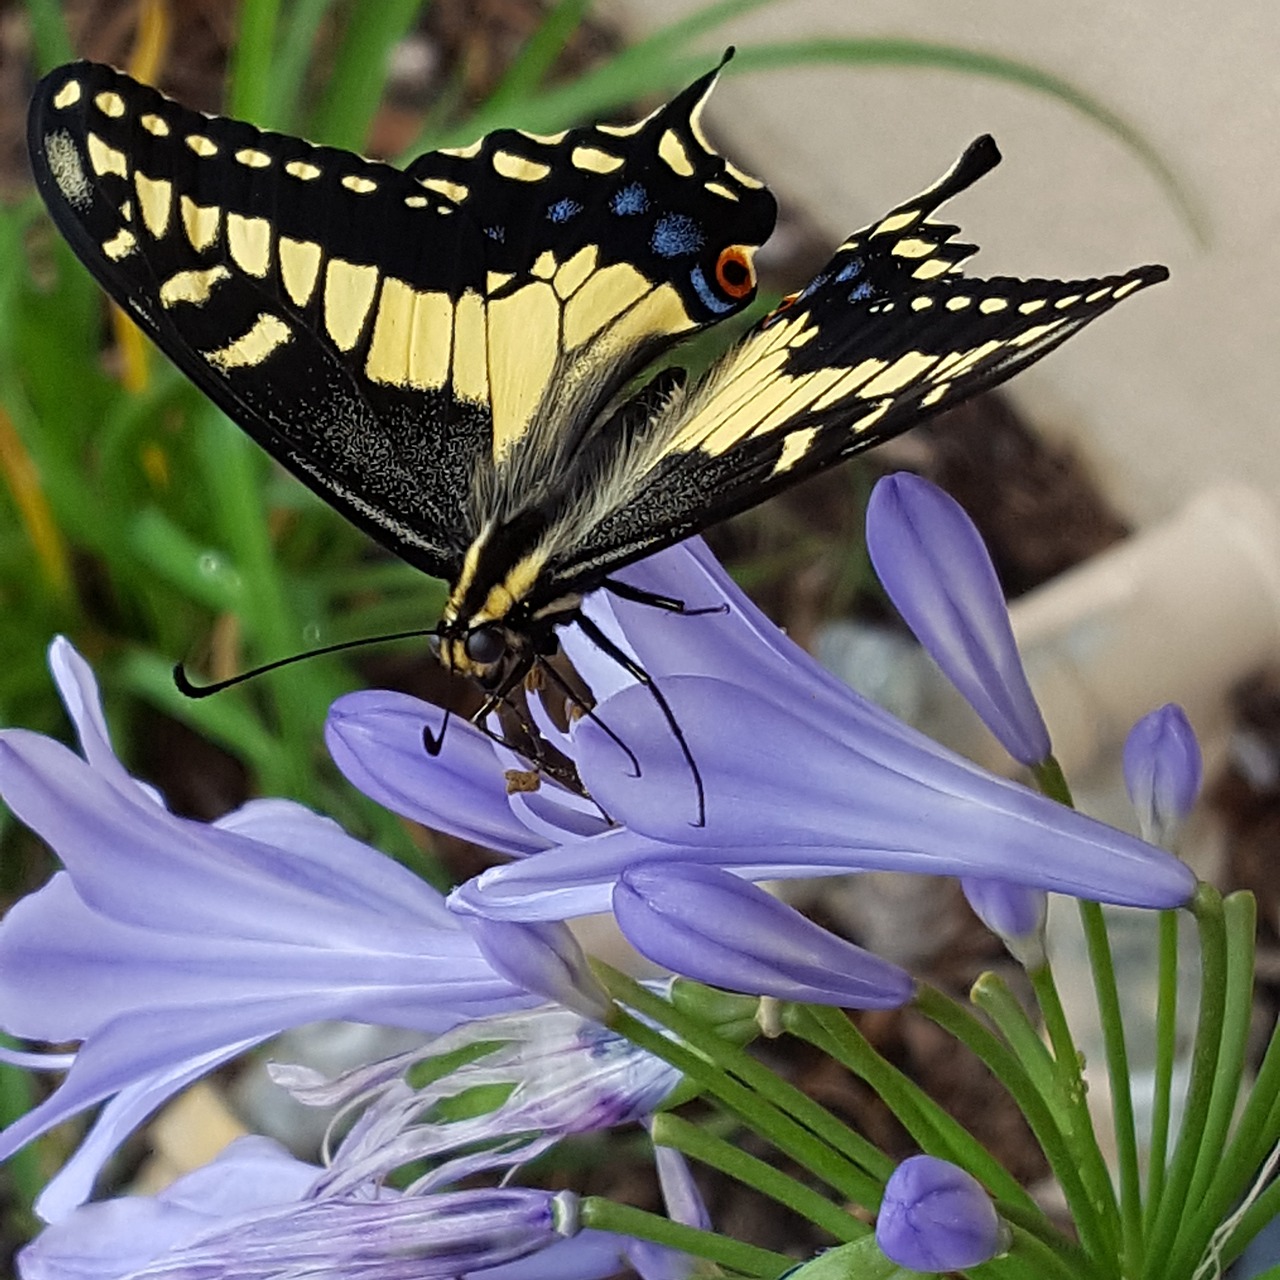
[
  {"xmin": 614, "ymin": 864, "xmax": 913, "ymax": 1008},
  {"xmin": 1123, "ymin": 704, "xmax": 1202, "ymax": 845},
  {"xmin": 876, "ymin": 1155, "xmax": 1007, "ymax": 1272},
  {"xmin": 866, "ymin": 473, "xmax": 1051, "ymax": 766},
  {"xmin": 961, "ymin": 878, "xmax": 1047, "ymax": 967},
  {"xmin": 457, "ymin": 914, "xmax": 614, "ymax": 1023}
]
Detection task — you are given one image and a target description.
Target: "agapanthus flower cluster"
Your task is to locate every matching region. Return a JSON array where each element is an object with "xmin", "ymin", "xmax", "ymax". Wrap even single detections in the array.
[{"xmin": 0, "ymin": 470, "xmax": 1208, "ymax": 1278}]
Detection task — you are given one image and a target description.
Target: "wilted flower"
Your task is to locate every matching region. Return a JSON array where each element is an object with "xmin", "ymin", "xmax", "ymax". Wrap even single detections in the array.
[
  {"xmin": 614, "ymin": 863, "xmax": 913, "ymax": 1007},
  {"xmin": 1123, "ymin": 703, "xmax": 1203, "ymax": 845},
  {"xmin": 876, "ymin": 1154, "xmax": 1008, "ymax": 1272},
  {"xmin": 0, "ymin": 639, "xmax": 530, "ymax": 1221},
  {"xmin": 865, "ymin": 471, "xmax": 1051, "ymax": 767}
]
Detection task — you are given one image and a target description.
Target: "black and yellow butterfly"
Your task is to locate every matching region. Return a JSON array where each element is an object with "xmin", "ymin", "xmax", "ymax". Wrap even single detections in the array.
[{"xmin": 28, "ymin": 56, "xmax": 1165, "ymax": 776}]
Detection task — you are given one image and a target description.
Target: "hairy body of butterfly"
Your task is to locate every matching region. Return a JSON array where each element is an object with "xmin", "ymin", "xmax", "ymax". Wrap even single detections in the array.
[{"xmin": 28, "ymin": 57, "xmax": 1167, "ymax": 779}]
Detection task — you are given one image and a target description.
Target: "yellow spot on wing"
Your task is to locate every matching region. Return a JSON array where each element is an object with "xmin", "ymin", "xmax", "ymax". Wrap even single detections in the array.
[
  {"xmin": 160, "ymin": 266, "xmax": 230, "ymax": 307},
  {"xmin": 912, "ymin": 258, "xmax": 950, "ymax": 281},
  {"xmin": 286, "ymin": 160, "xmax": 321, "ymax": 181},
  {"xmin": 141, "ymin": 114, "xmax": 169, "ymax": 137},
  {"xmin": 772, "ymin": 426, "xmax": 819, "ymax": 475},
  {"xmin": 812, "ymin": 358, "xmax": 890, "ymax": 411},
  {"xmin": 452, "ymin": 290, "xmax": 489, "ymax": 403},
  {"xmin": 934, "ymin": 339, "xmax": 1002, "ymax": 379},
  {"xmin": 53, "ymin": 79, "xmax": 82, "ymax": 109},
  {"xmin": 980, "ymin": 298, "xmax": 1009, "ymax": 313},
  {"xmin": 102, "ymin": 227, "xmax": 136, "ymax": 260},
  {"xmin": 488, "ymin": 282, "xmax": 561, "ymax": 460},
  {"xmin": 439, "ymin": 139, "xmax": 483, "ymax": 159},
  {"xmin": 562, "ymin": 262, "xmax": 650, "ymax": 349},
  {"xmin": 492, "ymin": 151, "xmax": 551, "ymax": 182},
  {"xmin": 1010, "ymin": 321, "xmax": 1065, "ymax": 348},
  {"xmin": 922, "ymin": 382, "xmax": 950, "ymax": 407},
  {"xmin": 227, "ymin": 213, "xmax": 272, "ymax": 277},
  {"xmin": 518, "ymin": 128, "xmax": 567, "ymax": 145},
  {"xmin": 1055, "ymin": 294, "xmax": 1081, "ymax": 308},
  {"xmin": 87, "ymin": 133, "xmax": 128, "ymax": 178},
  {"xmin": 279, "ymin": 237, "xmax": 322, "ymax": 307},
  {"xmin": 891, "ymin": 238, "xmax": 936, "ymax": 259},
  {"xmin": 487, "ymin": 271, "xmax": 515, "ymax": 294},
  {"xmin": 1085, "ymin": 287, "xmax": 1111, "ymax": 303},
  {"xmin": 94, "ymin": 91, "xmax": 125, "ymax": 118},
  {"xmin": 596, "ymin": 119, "xmax": 645, "ymax": 138},
  {"xmin": 180, "ymin": 196, "xmax": 220, "ymax": 251},
  {"xmin": 911, "ymin": 296, "xmax": 934, "ymax": 311},
  {"xmin": 235, "ymin": 148, "xmax": 271, "ymax": 168},
  {"xmin": 947, "ymin": 297, "xmax": 971, "ymax": 311},
  {"xmin": 1018, "ymin": 299, "xmax": 1045, "ymax": 314},
  {"xmin": 571, "ymin": 146, "xmax": 623, "ymax": 174},
  {"xmin": 324, "ymin": 259, "xmax": 380, "ymax": 352},
  {"xmin": 873, "ymin": 209, "xmax": 919, "ymax": 236},
  {"xmin": 553, "ymin": 245, "xmax": 597, "ymax": 300},
  {"xmin": 1112, "ymin": 279, "xmax": 1143, "ymax": 299},
  {"xmin": 366, "ymin": 280, "xmax": 452, "ymax": 390},
  {"xmin": 134, "ymin": 172, "xmax": 172, "ymax": 238},
  {"xmin": 405, "ymin": 195, "xmax": 429, "ymax": 208},
  {"xmin": 185, "ymin": 134, "xmax": 217, "ymax": 157},
  {"xmin": 419, "ymin": 176, "xmax": 469, "ymax": 203},
  {"xmin": 658, "ymin": 129, "xmax": 693, "ymax": 177},
  {"xmin": 858, "ymin": 351, "xmax": 939, "ymax": 397},
  {"xmin": 206, "ymin": 313, "xmax": 292, "ymax": 370},
  {"xmin": 724, "ymin": 158, "xmax": 764, "ymax": 190},
  {"xmin": 705, "ymin": 181, "xmax": 739, "ymax": 202},
  {"xmin": 531, "ymin": 251, "xmax": 557, "ymax": 281},
  {"xmin": 342, "ymin": 174, "xmax": 378, "ymax": 194}
]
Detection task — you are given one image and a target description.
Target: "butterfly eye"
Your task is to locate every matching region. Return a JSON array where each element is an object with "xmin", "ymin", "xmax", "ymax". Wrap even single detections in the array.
[
  {"xmin": 715, "ymin": 245, "xmax": 756, "ymax": 299},
  {"xmin": 464, "ymin": 626, "xmax": 506, "ymax": 666}
]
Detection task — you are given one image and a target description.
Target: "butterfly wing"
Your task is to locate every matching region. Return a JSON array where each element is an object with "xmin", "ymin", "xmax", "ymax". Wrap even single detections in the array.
[
  {"xmin": 545, "ymin": 136, "xmax": 1168, "ymax": 586},
  {"xmin": 27, "ymin": 60, "xmax": 776, "ymax": 578}
]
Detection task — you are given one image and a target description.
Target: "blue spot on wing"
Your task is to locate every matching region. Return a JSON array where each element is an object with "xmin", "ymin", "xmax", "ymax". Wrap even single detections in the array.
[
  {"xmin": 652, "ymin": 213, "xmax": 704, "ymax": 259},
  {"xmin": 690, "ymin": 265, "xmax": 734, "ymax": 314},
  {"xmin": 547, "ymin": 198, "xmax": 583, "ymax": 224},
  {"xmin": 611, "ymin": 182, "xmax": 649, "ymax": 215},
  {"xmin": 485, "ymin": 225, "xmax": 506, "ymax": 243},
  {"xmin": 848, "ymin": 281, "xmax": 874, "ymax": 303},
  {"xmin": 836, "ymin": 259, "xmax": 864, "ymax": 283}
]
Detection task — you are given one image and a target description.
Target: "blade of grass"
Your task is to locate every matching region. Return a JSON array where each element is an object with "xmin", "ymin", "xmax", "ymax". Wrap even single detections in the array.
[
  {"xmin": 228, "ymin": 0, "xmax": 284, "ymax": 121},
  {"xmin": 264, "ymin": 0, "xmax": 342, "ymax": 131},
  {"xmin": 23, "ymin": 0, "xmax": 74, "ymax": 72},
  {"xmin": 481, "ymin": 0, "xmax": 595, "ymax": 114}
]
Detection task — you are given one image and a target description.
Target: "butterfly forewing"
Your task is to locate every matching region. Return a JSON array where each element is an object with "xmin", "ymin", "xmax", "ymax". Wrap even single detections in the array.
[
  {"xmin": 544, "ymin": 137, "xmax": 1169, "ymax": 587},
  {"xmin": 27, "ymin": 60, "xmax": 776, "ymax": 584}
]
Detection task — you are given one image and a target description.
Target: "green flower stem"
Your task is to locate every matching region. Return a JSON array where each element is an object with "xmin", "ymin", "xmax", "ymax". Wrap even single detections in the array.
[
  {"xmin": 1141, "ymin": 885, "xmax": 1227, "ymax": 1280},
  {"xmin": 1028, "ymin": 961, "xmax": 1120, "ymax": 1240},
  {"xmin": 915, "ymin": 984, "xmax": 1118, "ymax": 1272},
  {"xmin": 1165, "ymin": 893, "xmax": 1259, "ymax": 1277},
  {"xmin": 996, "ymin": 1223, "xmax": 1099, "ymax": 1280},
  {"xmin": 579, "ymin": 1196, "xmax": 791, "ymax": 1278},
  {"xmin": 1143, "ymin": 909, "xmax": 1181, "ymax": 1231},
  {"xmin": 972, "ymin": 973, "xmax": 1059, "ymax": 1098},
  {"xmin": 597, "ymin": 970, "xmax": 881, "ymax": 1208},
  {"xmin": 1032, "ymin": 755, "xmax": 1073, "ymax": 806},
  {"xmin": 228, "ymin": 0, "xmax": 282, "ymax": 121},
  {"xmin": 789, "ymin": 1003, "xmax": 1035, "ymax": 1218},
  {"xmin": 1218, "ymin": 1141, "xmax": 1280, "ymax": 1271},
  {"xmin": 1078, "ymin": 899, "xmax": 1142, "ymax": 1270},
  {"xmin": 652, "ymin": 1112, "xmax": 866, "ymax": 1243}
]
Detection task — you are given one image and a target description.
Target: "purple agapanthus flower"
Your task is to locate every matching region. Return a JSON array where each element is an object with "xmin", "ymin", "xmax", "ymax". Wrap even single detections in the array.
[
  {"xmin": 1123, "ymin": 703, "xmax": 1203, "ymax": 846},
  {"xmin": 614, "ymin": 863, "xmax": 913, "ymax": 1008},
  {"xmin": 876, "ymin": 1154, "xmax": 1008, "ymax": 1272},
  {"xmin": 865, "ymin": 471, "xmax": 1051, "ymax": 767},
  {"xmin": 329, "ymin": 539, "xmax": 1194, "ymax": 927},
  {"xmin": 0, "ymin": 639, "xmax": 533, "ymax": 1222}
]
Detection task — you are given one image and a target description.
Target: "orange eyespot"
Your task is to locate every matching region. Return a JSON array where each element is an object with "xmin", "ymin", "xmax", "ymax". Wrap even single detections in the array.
[{"xmin": 715, "ymin": 245, "xmax": 756, "ymax": 299}]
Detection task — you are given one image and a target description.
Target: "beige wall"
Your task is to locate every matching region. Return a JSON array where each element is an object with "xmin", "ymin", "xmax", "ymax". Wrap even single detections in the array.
[{"xmin": 611, "ymin": 0, "xmax": 1279, "ymax": 526}]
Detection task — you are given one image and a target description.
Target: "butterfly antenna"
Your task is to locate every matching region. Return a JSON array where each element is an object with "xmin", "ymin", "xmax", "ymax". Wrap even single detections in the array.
[
  {"xmin": 572, "ymin": 613, "xmax": 707, "ymax": 828},
  {"xmin": 534, "ymin": 656, "xmax": 641, "ymax": 780},
  {"xmin": 174, "ymin": 627, "xmax": 443, "ymax": 698}
]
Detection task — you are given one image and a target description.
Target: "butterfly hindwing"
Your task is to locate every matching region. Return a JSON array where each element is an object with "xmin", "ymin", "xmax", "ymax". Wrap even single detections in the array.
[
  {"xmin": 545, "ymin": 137, "xmax": 1168, "ymax": 585},
  {"xmin": 27, "ymin": 60, "xmax": 777, "ymax": 580}
]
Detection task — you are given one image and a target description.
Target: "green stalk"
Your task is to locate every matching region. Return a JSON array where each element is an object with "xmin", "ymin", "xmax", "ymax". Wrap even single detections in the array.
[
  {"xmin": 1078, "ymin": 899, "xmax": 1142, "ymax": 1271},
  {"xmin": 1143, "ymin": 909, "xmax": 1181, "ymax": 1227},
  {"xmin": 792, "ymin": 1003, "xmax": 1035, "ymax": 1217},
  {"xmin": 24, "ymin": 0, "xmax": 74, "ymax": 72},
  {"xmin": 1164, "ymin": 894, "xmax": 1258, "ymax": 1277},
  {"xmin": 653, "ymin": 1112, "xmax": 866, "ymax": 1242},
  {"xmin": 228, "ymin": 0, "xmax": 284, "ymax": 121},
  {"xmin": 264, "ymin": 0, "xmax": 340, "ymax": 131},
  {"xmin": 597, "ymin": 969, "xmax": 881, "ymax": 1207},
  {"xmin": 1140, "ymin": 885, "xmax": 1228, "ymax": 1279},
  {"xmin": 916, "ymin": 984, "xmax": 1118, "ymax": 1274},
  {"xmin": 482, "ymin": 0, "xmax": 594, "ymax": 113},
  {"xmin": 1028, "ymin": 961, "xmax": 1120, "ymax": 1238},
  {"xmin": 580, "ymin": 1196, "xmax": 791, "ymax": 1277}
]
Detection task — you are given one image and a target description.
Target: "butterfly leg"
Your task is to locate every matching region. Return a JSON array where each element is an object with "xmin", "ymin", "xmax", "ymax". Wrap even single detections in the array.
[
  {"xmin": 602, "ymin": 577, "xmax": 728, "ymax": 619},
  {"xmin": 533, "ymin": 655, "xmax": 642, "ymax": 780},
  {"xmin": 572, "ymin": 611, "xmax": 707, "ymax": 828}
]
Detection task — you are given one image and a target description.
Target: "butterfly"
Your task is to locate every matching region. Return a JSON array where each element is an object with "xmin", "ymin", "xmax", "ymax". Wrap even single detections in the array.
[{"xmin": 28, "ymin": 56, "xmax": 1166, "ymax": 812}]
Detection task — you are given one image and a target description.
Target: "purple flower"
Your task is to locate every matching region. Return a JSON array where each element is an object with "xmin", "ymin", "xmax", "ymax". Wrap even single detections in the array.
[
  {"xmin": 275, "ymin": 1000, "xmax": 681, "ymax": 1195},
  {"xmin": 343, "ymin": 540, "xmax": 1195, "ymax": 920},
  {"xmin": 0, "ymin": 639, "xmax": 531, "ymax": 1222},
  {"xmin": 614, "ymin": 864, "xmax": 913, "ymax": 1007},
  {"xmin": 865, "ymin": 472, "xmax": 1051, "ymax": 766},
  {"xmin": 960, "ymin": 878, "xmax": 1047, "ymax": 967},
  {"xmin": 875, "ymin": 1155, "xmax": 1008, "ymax": 1272},
  {"xmin": 1123, "ymin": 704, "xmax": 1203, "ymax": 845}
]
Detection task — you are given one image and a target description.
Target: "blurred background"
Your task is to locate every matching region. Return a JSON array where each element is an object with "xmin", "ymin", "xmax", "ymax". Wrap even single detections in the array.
[{"xmin": 1, "ymin": 0, "xmax": 1278, "ymax": 1262}]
